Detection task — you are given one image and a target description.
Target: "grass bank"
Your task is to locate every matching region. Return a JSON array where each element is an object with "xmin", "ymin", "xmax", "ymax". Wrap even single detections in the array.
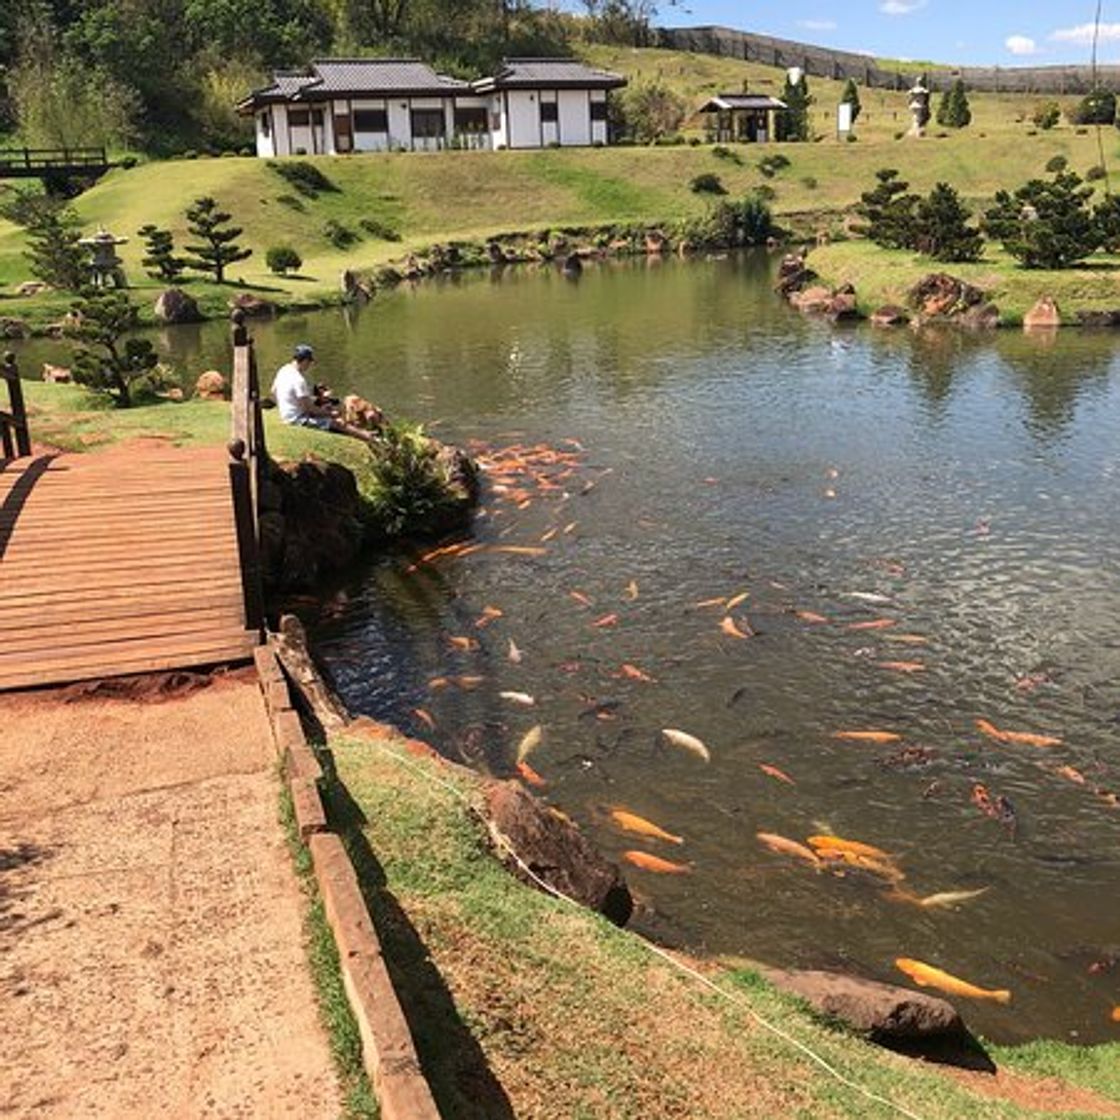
[
  {"xmin": 806, "ymin": 240, "xmax": 1120, "ymax": 324},
  {"xmin": 320, "ymin": 727, "xmax": 1120, "ymax": 1120}
]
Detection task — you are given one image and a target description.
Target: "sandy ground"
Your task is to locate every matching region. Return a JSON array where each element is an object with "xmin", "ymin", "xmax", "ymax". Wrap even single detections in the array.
[{"xmin": 0, "ymin": 669, "xmax": 340, "ymax": 1119}]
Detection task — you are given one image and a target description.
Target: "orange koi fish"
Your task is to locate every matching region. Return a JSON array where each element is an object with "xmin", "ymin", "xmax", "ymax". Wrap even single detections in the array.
[
  {"xmin": 448, "ymin": 635, "xmax": 479, "ymax": 652},
  {"xmin": 516, "ymin": 760, "xmax": 547, "ymax": 788},
  {"xmin": 474, "ymin": 605, "xmax": 503, "ymax": 628},
  {"xmin": 795, "ymin": 610, "xmax": 829, "ymax": 624},
  {"xmin": 1112, "ymin": 1006, "xmax": 1120, "ymax": 1023},
  {"xmin": 759, "ymin": 763, "xmax": 795, "ymax": 785},
  {"xmin": 895, "ymin": 958, "xmax": 1011, "ymax": 1004},
  {"xmin": 725, "ymin": 591, "xmax": 750, "ymax": 611},
  {"xmin": 885, "ymin": 634, "xmax": 929, "ymax": 645},
  {"xmin": 609, "ymin": 809, "xmax": 683, "ymax": 845},
  {"xmin": 624, "ymin": 580, "xmax": 639, "ymax": 601},
  {"xmin": 427, "ymin": 676, "xmax": 450, "ymax": 691},
  {"xmin": 976, "ymin": 719, "xmax": 1062, "ymax": 748},
  {"xmin": 592, "ymin": 613, "xmax": 619, "ymax": 628},
  {"xmin": 411, "ymin": 708, "xmax": 436, "ymax": 731},
  {"xmin": 453, "ymin": 675, "xmax": 485, "ymax": 690},
  {"xmin": 569, "ymin": 590, "xmax": 593, "ymax": 607},
  {"xmin": 1055, "ymin": 765, "xmax": 1086, "ymax": 785},
  {"xmin": 616, "ymin": 663, "xmax": 656, "ymax": 683},
  {"xmin": 721, "ymin": 615, "xmax": 753, "ymax": 640},
  {"xmin": 877, "ymin": 660, "xmax": 926, "ymax": 673},
  {"xmin": 623, "ymin": 850, "xmax": 691, "ymax": 874},
  {"xmin": 807, "ymin": 835, "xmax": 891, "ymax": 862},
  {"xmin": 490, "ymin": 545, "xmax": 548, "ymax": 557},
  {"xmin": 848, "ymin": 618, "xmax": 896, "ymax": 631},
  {"xmin": 755, "ymin": 832, "xmax": 822, "ymax": 867},
  {"xmin": 832, "ymin": 730, "xmax": 902, "ymax": 744},
  {"xmin": 821, "ymin": 851, "xmax": 905, "ymax": 882}
]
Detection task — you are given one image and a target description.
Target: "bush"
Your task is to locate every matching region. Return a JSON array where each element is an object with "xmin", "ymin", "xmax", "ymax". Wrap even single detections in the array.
[
  {"xmin": 711, "ymin": 144, "xmax": 742, "ymax": 164},
  {"xmin": 846, "ymin": 133, "xmax": 858, "ymax": 142},
  {"xmin": 614, "ymin": 81, "xmax": 686, "ymax": 143},
  {"xmin": 276, "ymin": 194, "xmax": 307, "ymax": 212},
  {"xmin": 690, "ymin": 172, "xmax": 727, "ymax": 195},
  {"xmin": 754, "ymin": 183, "xmax": 777, "ymax": 202},
  {"xmin": 984, "ymin": 170, "xmax": 1100, "ymax": 268},
  {"xmin": 1087, "ymin": 164, "xmax": 1107, "ymax": 181},
  {"xmin": 359, "ymin": 218, "xmax": 402, "ymax": 241},
  {"xmin": 1046, "ymin": 155, "xmax": 1068, "ymax": 173},
  {"xmin": 1072, "ymin": 88, "xmax": 1116, "ymax": 125},
  {"xmin": 267, "ymin": 160, "xmax": 339, "ymax": 197},
  {"xmin": 801, "ymin": 176, "xmax": 818, "ymax": 190},
  {"xmin": 936, "ymin": 79, "xmax": 972, "ymax": 129},
  {"xmin": 266, "ymin": 245, "xmax": 302, "ymax": 274},
  {"xmin": 1033, "ymin": 102, "xmax": 1061, "ymax": 130},
  {"xmin": 914, "ymin": 182, "xmax": 983, "ymax": 262},
  {"xmin": 758, "ymin": 153, "xmax": 791, "ymax": 178},
  {"xmin": 703, "ymin": 193, "xmax": 773, "ymax": 247},
  {"xmin": 322, "ymin": 219, "xmax": 359, "ymax": 249},
  {"xmin": 854, "ymin": 168, "xmax": 920, "ymax": 250}
]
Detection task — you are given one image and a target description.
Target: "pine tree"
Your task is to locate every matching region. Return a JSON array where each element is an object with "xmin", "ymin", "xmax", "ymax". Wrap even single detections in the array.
[
  {"xmin": 914, "ymin": 183, "xmax": 983, "ymax": 262},
  {"xmin": 780, "ymin": 71, "xmax": 813, "ymax": 142},
  {"xmin": 14, "ymin": 202, "xmax": 88, "ymax": 292},
  {"xmin": 840, "ymin": 77, "xmax": 861, "ymax": 123},
  {"xmin": 984, "ymin": 170, "xmax": 1099, "ymax": 269},
  {"xmin": 936, "ymin": 79, "xmax": 972, "ymax": 129},
  {"xmin": 183, "ymin": 197, "xmax": 251, "ymax": 283},
  {"xmin": 137, "ymin": 224, "xmax": 186, "ymax": 283},
  {"xmin": 67, "ymin": 290, "xmax": 159, "ymax": 407},
  {"xmin": 854, "ymin": 168, "xmax": 920, "ymax": 249}
]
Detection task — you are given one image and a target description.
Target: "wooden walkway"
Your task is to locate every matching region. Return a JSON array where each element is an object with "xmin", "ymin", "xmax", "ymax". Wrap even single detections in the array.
[{"xmin": 0, "ymin": 442, "xmax": 259, "ymax": 691}]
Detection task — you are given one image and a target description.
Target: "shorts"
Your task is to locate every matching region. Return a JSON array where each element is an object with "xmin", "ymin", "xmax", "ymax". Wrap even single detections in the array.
[{"xmin": 295, "ymin": 415, "xmax": 333, "ymax": 431}]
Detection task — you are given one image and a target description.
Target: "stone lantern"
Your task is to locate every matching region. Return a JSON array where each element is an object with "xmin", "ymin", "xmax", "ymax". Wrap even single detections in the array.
[
  {"xmin": 79, "ymin": 227, "xmax": 129, "ymax": 288},
  {"xmin": 907, "ymin": 79, "xmax": 931, "ymax": 137}
]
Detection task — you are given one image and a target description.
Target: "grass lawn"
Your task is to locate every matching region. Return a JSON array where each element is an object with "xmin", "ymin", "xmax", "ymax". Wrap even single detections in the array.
[{"xmin": 322, "ymin": 727, "xmax": 1120, "ymax": 1120}]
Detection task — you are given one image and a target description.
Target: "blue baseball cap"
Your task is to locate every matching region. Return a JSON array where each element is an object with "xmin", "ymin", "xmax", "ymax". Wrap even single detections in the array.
[{"xmin": 293, "ymin": 343, "xmax": 315, "ymax": 360}]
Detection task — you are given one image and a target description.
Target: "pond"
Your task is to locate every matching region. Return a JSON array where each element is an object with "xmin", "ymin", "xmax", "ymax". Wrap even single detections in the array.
[{"xmin": 27, "ymin": 252, "xmax": 1120, "ymax": 1043}]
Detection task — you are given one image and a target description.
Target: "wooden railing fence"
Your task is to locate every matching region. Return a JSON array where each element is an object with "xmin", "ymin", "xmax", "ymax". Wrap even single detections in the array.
[
  {"xmin": 0, "ymin": 147, "xmax": 110, "ymax": 178},
  {"xmin": 228, "ymin": 311, "xmax": 267, "ymax": 635},
  {"xmin": 1, "ymin": 352, "xmax": 32, "ymax": 460}
]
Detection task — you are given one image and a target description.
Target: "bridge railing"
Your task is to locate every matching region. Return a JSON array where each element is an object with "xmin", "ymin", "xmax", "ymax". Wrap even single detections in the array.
[
  {"xmin": 1, "ymin": 352, "xmax": 32, "ymax": 460},
  {"xmin": 0, "ymin": 147, "xmax": 109, "ymax": 173},
  {"xmin": 229, "ymin": 311, "xmax": 267, "ymax": 635}
]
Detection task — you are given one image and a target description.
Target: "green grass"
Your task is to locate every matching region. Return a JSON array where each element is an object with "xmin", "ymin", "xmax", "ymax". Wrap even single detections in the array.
[
  {"xmin": 278, "ymin": 781, "xmax": 378, "ymax": 1120},
  {"xmin": 807, "ymin": 238, "xmax": 1120, "ymax": 322},
  {"xmin": 322, "ymin": 729, "xmax": 1120, "ymax": 1120}
]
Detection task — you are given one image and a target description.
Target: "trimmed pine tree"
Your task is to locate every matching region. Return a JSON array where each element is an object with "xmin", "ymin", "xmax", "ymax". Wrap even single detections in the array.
[{"xmin": 183, "ymin": 197, "xmax": 251, "ymax": 283}]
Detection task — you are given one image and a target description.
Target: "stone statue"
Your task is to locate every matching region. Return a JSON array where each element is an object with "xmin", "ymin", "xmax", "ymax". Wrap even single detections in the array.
[
  {"xmin": 79, "ymin": 227, "xmax": 128, "ymax": 288},
  {"xmin": 907, "ymin": 79, "xmax": 931, "ymax": 137}
]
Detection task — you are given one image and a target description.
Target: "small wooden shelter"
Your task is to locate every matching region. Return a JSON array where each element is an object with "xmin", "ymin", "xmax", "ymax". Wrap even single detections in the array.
[{"xmin": 697, "ymin": 93, "xmax": 787, "ymax": 143}]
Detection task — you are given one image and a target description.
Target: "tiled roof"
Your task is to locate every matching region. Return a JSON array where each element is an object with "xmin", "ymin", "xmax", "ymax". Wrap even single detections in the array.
[
  {"xmin": 307, "ymin": 59, "xmax": 469, "ymax": 95},
  {"xmin": 473, "ymin": 58, "xmax": 627, "ymax": 92},
  {"xmin": 699, "ymin": 94, "xmax": 788, "ymax": 111}
]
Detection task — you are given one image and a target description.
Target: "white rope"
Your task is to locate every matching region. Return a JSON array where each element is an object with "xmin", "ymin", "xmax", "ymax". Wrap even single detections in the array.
[{"xmin": 364, "ymin": 737, "xmax": 929, "ymax": 1120}]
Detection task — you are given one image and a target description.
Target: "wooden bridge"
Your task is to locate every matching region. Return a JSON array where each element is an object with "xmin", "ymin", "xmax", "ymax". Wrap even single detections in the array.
[
  {"xmin": 0, "ymin": 319, "xmax": 267, "ymax": 691},
  {"xmin": 0, "ymin": 147, "xmax": 112, "ymax": 181}
]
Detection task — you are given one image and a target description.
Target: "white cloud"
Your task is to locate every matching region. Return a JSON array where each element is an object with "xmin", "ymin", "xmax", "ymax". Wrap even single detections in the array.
[
  {"xmin": 880, "ymin": 0, "xmax": 926, "ymax": 14},
  {"xmin": 798, "ymin": 19, "xmax": 838, "ymax": 31},
  {"xmin": 1051, "ymin": 22, "xmax": 1120, "ymax": 44},
  {"xmin": 1005, "ymin": 34, "xmax": 1038, "ymax": 55}
]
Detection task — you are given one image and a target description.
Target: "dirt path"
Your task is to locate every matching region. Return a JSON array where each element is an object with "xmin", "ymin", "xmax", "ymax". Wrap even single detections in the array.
[{"xmin": 0, "ymin": 669, "xmax": 340, "ymax": 1119}]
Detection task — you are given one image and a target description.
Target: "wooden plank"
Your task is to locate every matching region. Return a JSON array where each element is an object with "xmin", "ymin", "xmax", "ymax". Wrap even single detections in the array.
[
  {"xmin": 0, "ymin": 565, "xmax": 245, "ymax": 600},
  {"xmin": 1, "ymin": 540, "xmax": 237, "ymax": 571},
  {"xmin": 0, "ymin": 576, "xmax": 243, "ymax": 611},
  {"xmin": 0, "ymin": 590, "xmax": 243, "ymax": 628},
  {"xmin": 2, "ymin": 524, "xmax": 235, "ymax": 547}
]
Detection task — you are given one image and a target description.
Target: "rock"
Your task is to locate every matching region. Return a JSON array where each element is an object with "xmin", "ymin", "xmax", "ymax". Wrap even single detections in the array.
[
  {"xmin": 228, "ymin": 293, "xmax": 276, "ymax": 318},
  {"xmin": 195, "ymin": 370, "xmax": 227, "ymax": 400},
  {"xmin": 767, "ymin": 969, "xmax": 965, "ymax": 1042},
  {"xmin": 158, "ymin": 387, "xmax": 185, "ymax": 402},
  {"xmin": 789, "ymin": 285, "xmax": 833, "ymax": 313},
  {"xmin": 775, "ymin": 254, "xmax": 817, "ymax": 298},
  {"xmin": 562, "ymin": 253, "xmax": 583, "ymax": 276},
  {"xmin": 0, "ymin": 317, "xmax": 29, "ymax": 339},
  {"xmin": 486, "ymin": 241, "xmax": 506, "ymax": 264},
  {"xmin": 154, "ymin": 288, "xmax": 202, "ymax": 324},
  {"xmin": 1075, "ymin": 308, "xmax": 1120, "ymax": 327},
  {"xmin": 46, "ymin": 310, "xmax": 82, "ymax": 338},
  {"xmin": 645, "ymin": 231, "xmax": 667, "ymax": 255},
  {"xmin": 959, "ymin": 302, "xmax": 1001, "ymax": 330},
  {"xmin": 41, "ymin": 363, "xmax": 73, "ymax": 383},
  {"xmin": 871, "ymin": 305, "xmax": 909, "ymax": 327},
  {"xmin": 1023, "ymin": 296, "xmax": 1060, "ymax": 330},
  {"xmin": 608, "ymin": 238, "xmax": 631, "ymax": 254},
  {"xmin": 908, "ymin": 273, "xmax": 985, "ymax": 319},
  {"xmin": 483, "ymin": 780, "xmax": 633, "ymax": 926},
  {"xmin": 16, "ymin": 280, "xmax": 48, "ymax": 296},
  {"xmin": 826, "ymin": 292, "xmax": 861, "ymax": 321}
]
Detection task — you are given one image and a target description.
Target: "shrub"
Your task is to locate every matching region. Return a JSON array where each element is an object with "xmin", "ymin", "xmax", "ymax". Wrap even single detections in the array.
[
  {"xmin": 688, "ymin": 136, "xmax": 702, "ymax": 146},
  {"xmin": 914, "ymin": 182, "xmax": 983, "ymax": 262},
  {"xmin": 704, "ymin": 193, "xmax": 773, "ymax": 247},
  {"xmin": 1072, "ymin": 88, "xmax": 1116, "ymax": 125},
  {"xmin": 854, "ymin": 168, "xmax": 920, "ymax": 249},
  {"xmin": 1032, "ymin": 102, "xmax": 1061, "ymax": 130},
  {"xmin": 614, "ymin": 81, "xmax": 686, "ymax": 143},
  {"xmin": 984, "ymin": 170, "xmax": 1100, "ymax": 268},
  {"xmin": 758, "ymin": 153, "xmax": 790, "ymax": 177},
  {"xmin": 893, "ymin": 131, "xmax": 905, "ymax": 141},
  {"xmin": 846, "ymin": 133, "xmax": 859, "ymax": 142},
  {"xmin": 267, "ymin": 160, "xmax": 339, "ymax": 197},
  {"xmin": 711, "ymin": 144, "xmax": 742, "ymax": 164},
  {"xmin": 754, "ymin": 183, "xmax": 777, "ymax": 202},
  {"xmin": 359, "ymin": 218, "xmax": 402, "ymax": 241},
  {"xmin": 119, "ymin": 156, "xmax": 138, "ymax": 170},
  {"xmin": 1087, "ymin": 164, "xmax": 1107, "ymax": 181},
  {"xmin": 936, "ymin": 79, "xmax": 972, "ymax": 129},
  {"xmin": 322, "ymin": 218, "xmax": 359, "ymax": 249},
  {"xmin": 276, "ymin": 194, "xmax": 306, "ymax": 212},
  {"xmin": 1045, "ymin": 155, "xmax": 1068, "ymax": 173},
  {"xmin": 266, "ymin": 245, "xmax": 302, "ymax": 274},
  {"xmin": 801, "ymin": 176, "xmax": 818, "ymax": 190},
  {"xmin": 66, "ymin": 290, "xmax": 160, "ymax": 408},
  {"xmin": 690, "ymin": 172, "xmax": 727, "ymax": 195}
]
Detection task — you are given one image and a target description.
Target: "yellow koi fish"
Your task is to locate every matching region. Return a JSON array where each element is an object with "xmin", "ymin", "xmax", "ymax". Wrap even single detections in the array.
[
  {"xmin": 516, "ymin": 724, "xmax": 543, "ymax": 763},
  {"xmin": 917, "ymin": 887, "xmax": 990, "ymax": 910},
  {"xmin": 624, "ymin": 580, "xmax": 639, "ymax": 601},
  {"xmin": 725, "ymin": 591, "xmax": 750, "ymax": 611},
  {"xmin": 721, "ymin": 615, "xmax": 753, "ymax": 639},
  {"xmin": 609, "ymin": 809, "xmax": 683, "ymax": 845},
  {"xmin": 661, "ymin": 728, "xmax": 711, "ymax": 763},
  {"xmin": 895, "ymin": 958, "xmax": 1011, "ymax": 1004},
  {"xmin": 832, "ymin": 730, "xmax": 902, "ymax": 744}
]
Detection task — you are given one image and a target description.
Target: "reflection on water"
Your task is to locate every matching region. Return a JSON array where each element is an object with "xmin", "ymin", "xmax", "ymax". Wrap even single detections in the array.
[{"xmin": 16, "ymin": 253, "xmax": 1120, "ymax": 1042}]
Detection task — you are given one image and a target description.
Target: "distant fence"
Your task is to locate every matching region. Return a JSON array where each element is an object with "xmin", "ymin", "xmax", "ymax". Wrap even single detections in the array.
[{"xmin": 657, "ymin": 25, "xmax": 1120, "ymax": 95}]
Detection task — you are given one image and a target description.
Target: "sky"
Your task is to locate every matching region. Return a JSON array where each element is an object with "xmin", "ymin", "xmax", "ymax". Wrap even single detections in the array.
[{"xmin": 546, "ymin": 2, "xmax": 1120, "ymax": 68}]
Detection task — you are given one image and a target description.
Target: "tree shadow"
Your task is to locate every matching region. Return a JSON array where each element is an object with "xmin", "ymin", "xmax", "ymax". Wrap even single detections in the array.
[
  {"xmin": 317, "ymin": 752, "xmax": 516, "ymax": 1120},
  {"xmin": 0, "ymin": 840, "xmax": 60, "ymax": 937}
]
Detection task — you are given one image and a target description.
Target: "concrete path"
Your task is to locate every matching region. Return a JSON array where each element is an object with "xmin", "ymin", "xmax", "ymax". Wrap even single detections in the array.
[{"xmin": 0, "ymin": 668, "xmax": 340, "ymax": 1119}]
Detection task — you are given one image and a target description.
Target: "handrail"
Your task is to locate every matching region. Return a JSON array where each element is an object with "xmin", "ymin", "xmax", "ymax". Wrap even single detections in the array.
[
  {"xmin": 228, "ymin": 311, "xmax": 267, "ymax": 636},
  {"xmin": 1, "ymin": 352, "xmax": 32, "ymax": 460},
  {"xmin": 0, "ymin": 146, "xmax": 108, "ymax": 164}
]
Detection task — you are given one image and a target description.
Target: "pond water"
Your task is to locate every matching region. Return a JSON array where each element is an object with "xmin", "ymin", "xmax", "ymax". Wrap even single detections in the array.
[{"xmin": 25, "ymin": 253, "xmax": 1120, "ymax": 1042}]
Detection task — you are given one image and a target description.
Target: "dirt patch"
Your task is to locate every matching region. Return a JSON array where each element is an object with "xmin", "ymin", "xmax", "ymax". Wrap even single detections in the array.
[
  {"xmin": 943, "ymin": 1065, "xmax": 1120, "ymax": 1116},
  {"xmin": 0, "ymin": 676, "xmax": 340, "ymax": 1118},
  {"xmin": 58, "ymin": 666, "xmax": 236, "ymax": 704}
]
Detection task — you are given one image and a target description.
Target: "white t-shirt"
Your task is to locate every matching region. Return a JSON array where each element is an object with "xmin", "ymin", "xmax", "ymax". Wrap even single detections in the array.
[{"xmin": 272, "ymin": 361, "xmax": 313, "ymax": 423}]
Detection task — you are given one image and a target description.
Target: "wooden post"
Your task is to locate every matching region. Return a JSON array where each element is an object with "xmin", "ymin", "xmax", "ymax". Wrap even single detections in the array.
[
  {"xmin": 2, "ymin": 351, "xmax": 31, "ymax": 458},
  {"xmin": 228, "ymin": 439, "xmax": 265, "ymax": 635}
]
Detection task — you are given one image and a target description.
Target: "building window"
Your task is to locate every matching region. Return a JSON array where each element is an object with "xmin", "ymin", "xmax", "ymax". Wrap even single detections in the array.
[
  {"xmin": 590, "ymin": 100, "xmax": 608, "ymax": 121},
  {"xmin": 289, "ymin": 108, "xmax": 310, "ymax": 128},
  {"xmin": 539, "ymin": 101, "xmax": 558, "ymax": 123},
  {"xmin": 454, "ymin": 106, "xmax": 488, "ymax": 134},
  {"xmin": 411, "ymin": 108, "xmax": 445, "ymax": 139},
  {"xmin": 259, "ymin": 112, "xmax": 270, "ymax": 137},
  {"xmin": 354, "ymin": 109, "xmax": 389, "ymax": 133},
  {"xmin": 311, "ymin": 108, "xmax": 324, "ymax": 127}
]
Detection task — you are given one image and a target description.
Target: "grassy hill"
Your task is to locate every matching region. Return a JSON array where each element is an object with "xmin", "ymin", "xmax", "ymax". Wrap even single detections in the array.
[{"xmin": 1, "ymin": 46, "xmax": 1117, "ymax": 329}]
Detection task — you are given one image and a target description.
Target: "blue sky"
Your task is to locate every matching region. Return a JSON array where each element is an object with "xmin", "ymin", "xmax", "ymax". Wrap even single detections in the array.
[{"xmin": 546, "ymin": 2, "xmax": 1120, "ymax": 67}]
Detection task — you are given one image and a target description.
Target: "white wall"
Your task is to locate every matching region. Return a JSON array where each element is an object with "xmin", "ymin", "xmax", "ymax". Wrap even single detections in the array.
[
  {"xmin": 557, "ymin": 90, "xmax": 591, "ymax": 146},
  {"xmin": 506, "ymin": 90, "xmax": 541, "ymax": 149},
  {"xmin": 255, "ymin": 111, "xmax": 275, "ymax": 158},
  {"xmin": 271, "ymin": 104, "xmax": 292, "ymax": 156},
  {"xmin": 488, "ymin": 95, "xmax": 507, "ymax": 149},
  {"xmin": 387, "ymin": 99, "xmax": 411, "ymax": 150}
]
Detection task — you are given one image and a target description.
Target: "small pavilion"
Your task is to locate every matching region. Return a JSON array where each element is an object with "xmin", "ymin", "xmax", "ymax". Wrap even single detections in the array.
[{"xmin": 697, "ymin": 93, "xmax": 787, "ymax": 143}]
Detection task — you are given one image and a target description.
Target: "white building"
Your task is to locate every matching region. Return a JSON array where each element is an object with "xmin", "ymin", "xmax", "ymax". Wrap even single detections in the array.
[{"xmin": 237, "ymin": 57, "xmax": 626, "ymax": 157}]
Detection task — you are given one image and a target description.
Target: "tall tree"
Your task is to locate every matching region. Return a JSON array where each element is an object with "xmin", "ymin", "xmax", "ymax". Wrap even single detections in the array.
[
  {"xmin": 840, "ymin": 77, "xmax": 861, "ymax": 123},
  {"xmin": 184, "ymin": 196, "xmax": 251, "ymax": 282},
  {"xmin": 936, "ymin": 79, "xmax": 971, "ymax": 128},
  {"xmin": 780, "ymin": 70, "xmax": 813, "ymax": 142},
  {"xmin": 138, "ymin": 224, "xmax": 187, "ymax": 282},
  {"xmin": 0, "ymin": 196, "xmax": 89, "ymax": 292}
]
